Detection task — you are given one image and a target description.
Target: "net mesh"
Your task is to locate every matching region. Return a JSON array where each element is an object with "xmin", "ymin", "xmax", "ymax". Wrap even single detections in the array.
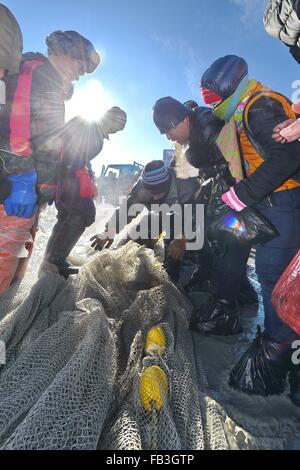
[{"xmin": 0, "ymin": 238, "xmax": 300, "ymax": 450}]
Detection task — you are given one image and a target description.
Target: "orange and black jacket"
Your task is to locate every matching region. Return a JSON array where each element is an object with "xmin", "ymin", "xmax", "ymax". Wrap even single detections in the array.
[{"xmin": 234, "ymin": 95, "xmax": 300, "ymax": 206}]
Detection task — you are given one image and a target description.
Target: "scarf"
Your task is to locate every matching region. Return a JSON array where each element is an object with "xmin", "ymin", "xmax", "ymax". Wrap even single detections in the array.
[{"xmin": 213, "ymin": 77, "xmax": 258, "ymax": 122}]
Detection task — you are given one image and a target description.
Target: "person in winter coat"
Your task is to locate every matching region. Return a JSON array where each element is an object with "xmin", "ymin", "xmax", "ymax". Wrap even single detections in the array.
[
  {"xmin": 90, "ymin": 159, "xmax": 212, "ymax": 290},
  {"xmin": 42, "ymin": 105, "xmax": 127, "ymax": 277},
  {"xmin": 0, "ymin": 30, "xmax": 100, "ymax": 294},
  {"xmin": 151, "ymin": 97, "xmax": 257, "ymax": 336},
  {"xmin": 0, "ymin": 3, "xmax": 24, "ymax": 293},
  {"xmin": 201, "ymin": 54, "xmax": 300, "ymax": 404},
  {"xmin": 264, "ymin": 0, "xmax": 300, "ymax": 142}
]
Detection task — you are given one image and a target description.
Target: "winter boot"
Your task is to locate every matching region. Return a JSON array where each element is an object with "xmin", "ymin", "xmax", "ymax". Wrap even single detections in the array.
[
  {"xmin": 191, "ymin": 297, "xmax": 242, "ymax": 336},
  {"xmin": 46, "ymin": 255, "xmax": 79, "ymax": 279},
  {"xmin": 229, "ymin": 326, "xmax": 292, "ymax": 396},
  {"xmin": 237, "ymin": 275, "xmax": 258, "ymax": 306},
  {"xmin": 44, "ymin": 218, "xmax": 85, "ymax": 279}
]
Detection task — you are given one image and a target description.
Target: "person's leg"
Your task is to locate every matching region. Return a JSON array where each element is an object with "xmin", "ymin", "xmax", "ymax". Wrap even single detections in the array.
[
  {"xmin": 43, "ymin": 198, "xmax": 96, "ymax": 277},
  {"xmin": 0, "ymin": 253, "xmax": 19, "ymax": 295},
  {"xmin": 43, "ymin": 205, "xmax": 85, "ymax": 275},
  {"xmin": 12, "ymin": 208, "xmax": 41, "ymax": 284},
  {"xmin": 256, "ymin": 245, "xmax": 298, "ymax": 342},
  {"xmin": 255, "ymin": 187, "xmax": 300, "ymax": 342},
  {"xmin": 0, "ymin": 204, "xmax": 37, "ymax": 294},
  {"xmin": 190, "ymin": 243, "xmax": 250, "ymax": 336},
  {"xmin": 210, "ymin": 244, "xmax": 251, "ymax": 302},
  {"xmin": 230, "ymin": 187, "xmax": 300, "ymax": 395}
]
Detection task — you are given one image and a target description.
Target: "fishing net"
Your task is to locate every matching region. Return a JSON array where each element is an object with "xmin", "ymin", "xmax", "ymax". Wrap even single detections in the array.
[{"xmin": 0, "ymin": 210, "xmax": 299, "ymax": 450}]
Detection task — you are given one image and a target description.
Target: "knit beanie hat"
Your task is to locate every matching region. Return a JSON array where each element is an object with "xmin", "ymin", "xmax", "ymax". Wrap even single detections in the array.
[
  {"xmin": 0, "ymin": 4, "xmax": 23, "ymax": 74},
  {"xmin": 142, "ymin": 160, "xmax": 171, "ymax": 194},
  {"xmin": 45, "ymin": 30, "xmax": 100, "ymax": 74},
  {"xmin": 153, "ymin": 96, "xmax": 193, "ymax": 134}
]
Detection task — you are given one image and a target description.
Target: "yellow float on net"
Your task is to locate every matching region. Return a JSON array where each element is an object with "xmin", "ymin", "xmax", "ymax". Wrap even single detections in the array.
[
  {"xmin": 145, "ymin": 326, "xmax": 166, "ymax": 356},
  {"xmin": 139, "ymin": 365, "xmax": 168, "ymax": 412}
]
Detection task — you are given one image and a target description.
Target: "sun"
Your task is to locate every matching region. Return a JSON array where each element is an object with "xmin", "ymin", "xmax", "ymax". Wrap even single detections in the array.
[{"xmin": 65, "ymin": 79, "xmax": 113, "ymax": 122}]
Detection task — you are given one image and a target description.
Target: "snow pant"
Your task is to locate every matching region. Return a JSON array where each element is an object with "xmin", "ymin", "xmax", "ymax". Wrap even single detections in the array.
[
  {"xmin": 256, "ymin": 186, "xmax": 300, "ymax": 342},
  {"xmin": 0, "ymin": 204, "xmax": 37, "ymax": 295},
  {"xmin": 44, "ymin": 198, "xmax": 96, "ymax": 263}
]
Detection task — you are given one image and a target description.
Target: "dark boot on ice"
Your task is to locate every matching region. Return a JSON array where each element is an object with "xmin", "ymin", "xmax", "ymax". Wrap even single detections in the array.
[
  {"xmin": 44, "ymin": 217, "xmax": 85, "ymax": 279},
  {"xmin": 229, "ymin": 326, "xmax": 292, "ymax": 396},
  {"xmin": 191, "ymin": 297, "xmax": 242, "ymax": 336},
  {"xmin": 46, "ymin": 255, "xmax": 79, "ymax": 279}
]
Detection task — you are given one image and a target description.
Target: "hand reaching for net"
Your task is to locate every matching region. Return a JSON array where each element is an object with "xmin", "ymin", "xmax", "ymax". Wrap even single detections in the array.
[{"xmin": 90, "ymin": 233, "xmax": 114, "ymax": 251}]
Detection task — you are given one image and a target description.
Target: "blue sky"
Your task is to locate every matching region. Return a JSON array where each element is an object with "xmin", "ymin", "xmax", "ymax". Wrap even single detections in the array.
[{"xmin": 5, "ymin": 0, "xmax": 300, "ymax": 174}]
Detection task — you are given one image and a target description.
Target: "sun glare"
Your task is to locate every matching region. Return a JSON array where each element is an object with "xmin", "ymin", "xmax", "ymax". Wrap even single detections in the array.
[{"xmin": 65, "ymin": 79, "xmax": 113, "ymax": 122}]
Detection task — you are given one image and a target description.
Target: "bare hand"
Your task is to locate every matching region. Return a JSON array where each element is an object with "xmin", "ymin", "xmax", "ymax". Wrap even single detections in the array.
[
  {"xmin": 278, "ymin": 118, "xmax": 300, "ymax": 143},
  {"xmin": 90, "ymin": 233, "xmax": 114, "ymax": 251},
  {"xmin": 167, "ymin": 238, "xmax": 186, "ymax": 261},
  {"xmin": 272, "ymin": 119, "xmax": 296, "ymax": 143},
  {"xmin": 292, "ymin": 103, "xmax": 300, "ymax": 114}
]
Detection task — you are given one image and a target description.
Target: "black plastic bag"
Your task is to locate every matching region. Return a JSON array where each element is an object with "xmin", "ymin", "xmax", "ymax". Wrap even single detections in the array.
[
  {"xmin": 229, "ymin": 326, "xmax": 291, "ymax": 396},
  {"xmin": 190, "ymin": 296, "xmax": 242, "ymax": 336},
  {"xmin": 207, "ymin": 203, "xmax": 279, "ymax": 252},
  {"xmin": 204, "ymin": 170, "xmax": 279, "ymax": 250}
]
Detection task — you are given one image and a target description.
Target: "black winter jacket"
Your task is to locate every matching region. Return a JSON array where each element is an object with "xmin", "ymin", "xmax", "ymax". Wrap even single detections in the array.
[
  {"xmin": 185, "ymin": 106, "xmax": 234, "ymax": 183},
  {"xmin": 57, "ymin": 116, "xmax": 105, "ymax": 214},
  {"xmin": 61, "ymin": 117, "xmax": 104, "ymax": 172}
]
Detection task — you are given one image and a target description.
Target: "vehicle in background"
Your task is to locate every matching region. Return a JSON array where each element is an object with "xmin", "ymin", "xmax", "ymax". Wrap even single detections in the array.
[{"xmin": 97, "ymin": 162, "xmax": 144, "ymax": 206}]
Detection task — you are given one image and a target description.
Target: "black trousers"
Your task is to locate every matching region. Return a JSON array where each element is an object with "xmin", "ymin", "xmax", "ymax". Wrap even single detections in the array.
[
  {"xmin": 45, "ymin": 198, "xmax": 96, "ymax": 261},
  {"xmin": 165, "ymin": 238, "xmax": 250, "ymax": 302}
]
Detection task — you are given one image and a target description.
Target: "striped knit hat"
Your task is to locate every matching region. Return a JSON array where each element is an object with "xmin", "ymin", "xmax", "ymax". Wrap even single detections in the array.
[{"xmin": 142, "ymin": 160, "xmax": 171, "ymax": 194}]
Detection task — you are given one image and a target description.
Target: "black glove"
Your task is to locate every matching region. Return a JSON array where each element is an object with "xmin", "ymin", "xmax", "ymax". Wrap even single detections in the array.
[
  {"xmin": 99, "ymin": 106, "xmax": 127, "ymax": 137},
  {"xmin": 90, "ymin": 233, "xmax": 114, "ymax": 251}
]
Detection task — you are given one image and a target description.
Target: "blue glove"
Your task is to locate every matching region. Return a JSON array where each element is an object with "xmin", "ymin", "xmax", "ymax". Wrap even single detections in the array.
[{"xmin": 4, "ymin": 170, "xmax": 37, "ymax": 218}]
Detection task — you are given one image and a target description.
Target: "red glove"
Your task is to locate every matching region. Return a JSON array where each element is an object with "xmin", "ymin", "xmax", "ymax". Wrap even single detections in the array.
[{"xmin": 75, "ymin": 167, "xmax": 96, "ymax": 198}]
